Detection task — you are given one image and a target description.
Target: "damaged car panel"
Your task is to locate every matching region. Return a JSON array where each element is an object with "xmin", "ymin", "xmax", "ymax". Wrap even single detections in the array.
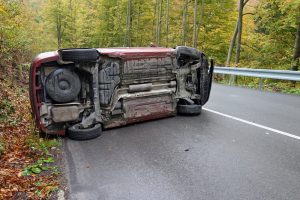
[{"xmin": 29, "ymin": 47, "xmax": 214, "ymax": 140}]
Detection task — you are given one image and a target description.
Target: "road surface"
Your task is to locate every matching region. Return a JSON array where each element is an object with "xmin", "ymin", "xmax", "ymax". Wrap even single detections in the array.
[{"xmin": 63, "ymin": 83, "xmax": 300, "ymax": 200}]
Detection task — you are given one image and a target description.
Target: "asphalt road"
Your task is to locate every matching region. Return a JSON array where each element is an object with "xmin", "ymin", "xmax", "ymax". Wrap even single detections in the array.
[{"xmin": 63, "ymin": 83, "xmax": 300, "ymax": 200}]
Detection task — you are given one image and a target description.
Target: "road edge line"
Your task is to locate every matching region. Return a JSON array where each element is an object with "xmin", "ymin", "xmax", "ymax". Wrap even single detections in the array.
[{"xmin": 203, "ymin": 108, "xmax": 300, "ymax": 140}]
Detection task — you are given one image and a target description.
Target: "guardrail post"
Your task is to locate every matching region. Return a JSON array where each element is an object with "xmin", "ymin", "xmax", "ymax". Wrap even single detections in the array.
[{"xmin": 259, "ymin": 78, "xmax": 264, "ymax": 90}]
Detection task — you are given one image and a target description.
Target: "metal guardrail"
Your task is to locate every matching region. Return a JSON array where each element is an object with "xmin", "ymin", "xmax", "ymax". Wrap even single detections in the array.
[{"xmin": 214, "ymin": 66, "xmax": 300, "ymax": 89}]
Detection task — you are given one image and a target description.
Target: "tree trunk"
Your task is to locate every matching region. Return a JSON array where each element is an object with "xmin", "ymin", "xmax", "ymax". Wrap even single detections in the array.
[
  {"xmin": 234, "ymin": 0, "xmax": 244, "ymax": 66},
  {"xmin": 117, "ymin": 2, "xmax": 122, "ymax": 46},
  {"xmin": 153, "ymin": 0, "xmax": 158, "ymax": 42},
  {"xmin": 292, "ymin": 15, "xmax": 300, "ymax": 71},
  {"xmin": 192, "ymin": 0, "xmax": 197, "ymax": 48},
  {"xmin": 290, "ymin": 15, "xmax": 300, "ymax": 87},
  {"xmin": 157, "ymin": 0, "xmax": 163, "ymax": 46},
  {"xmin": 196, "ymin": 0, "xmax": 204, "ymax": 48},
  {"xmin": 155, "ymin": 0, "xmax": 160, "ymax": 44},
  {"xmin": 56, "ymin": 14, "xmax": 62, "ymax": 48},
  {"xmin": 182, "ymin": 0, "xmax": 188, "ymax": 46},
  {"xmin": 165, "ymin": 0, "xmax": 170, "ymax": 47},
  {"xmin": 126, "ymin": 0, "xmax": 132, "ymax": 47},
  {"xmin": 68, "ymin": 0, "xmax": 77, "ymax": 46},
  {"xmin": 136, "ymin": 4, "xmax": 141, "ymax": 46},
  {"xmin": 226, "ymin": 20, "xmax": 238, "ymax": 67}
]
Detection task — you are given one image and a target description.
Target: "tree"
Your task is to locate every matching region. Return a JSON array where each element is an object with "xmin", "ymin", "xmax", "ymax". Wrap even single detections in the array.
[
  {"xmin": 226, "ymin": 0, "xmax": 249, "ymax": 67},
  {"xmin": 235, "ymin": 0, "xmax": 247, "ymax": 66},
  {"xmin": 126, "ymin": 0, "xmax": 132, "ymax": 46},
  {"xmin": 0, "ymin": 0, "xmax": 35, "ymax": 66},
  {"xmin": 153, "ymin": 0, "xmax": 158, "ymax": 42},
  {"xmin": 197, "ymin": 0, "xmax": 236, "ymax": 63},
  {"xmin": 182, "ymin": 0, "xmax": 188, "ymax": 45},
  {"xmin": 165, "ymin": 0, "xmax": 170, "ymax": 46},
  {"xmin": 292, "ymin": 8, "xmax": 300, "ymax": 71},
  {"xmin": 45, "ymin": 0, "xmax": 69, "ymax": 48},
  {"xmin": 156, "ymin": 0, "xmax": 163, "ymax": 45},
  {"xmin": 226, "ymin": 22, "xmax": 238, "ymax": 67},
  {"xmin": 195, "ymin": 0, "xmax": 204, "ymax": 48},
  {"xmin": 0, "ymin": 0, "xmax": 238, "ymax": 65},
  {"xmin": 248, "ymin": 0, "xmax": 299, "ymax": 70},
  {"xmin": 192, "ymin": 0, "xmax": 197, "ymax": 47}
]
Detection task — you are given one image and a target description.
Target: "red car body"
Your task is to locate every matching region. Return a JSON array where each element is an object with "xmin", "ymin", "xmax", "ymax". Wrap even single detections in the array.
[{"xmin": 30, "ymin": 47, "xmax": 213, "ymax": 140}]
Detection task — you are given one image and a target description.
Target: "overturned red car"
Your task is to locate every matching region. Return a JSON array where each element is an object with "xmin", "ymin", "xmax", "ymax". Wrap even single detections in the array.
[{"xmin": 29, "ymin": 46, "xmax": 214, "ymax": 140}]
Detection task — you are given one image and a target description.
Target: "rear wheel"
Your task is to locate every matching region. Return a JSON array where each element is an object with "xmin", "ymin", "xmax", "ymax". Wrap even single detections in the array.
[{"xmin": 68, "ymin": 123, "xmax": 102, "ymax": 140}]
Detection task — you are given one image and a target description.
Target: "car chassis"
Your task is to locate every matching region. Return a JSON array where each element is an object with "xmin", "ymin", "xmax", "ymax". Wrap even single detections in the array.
[{"xmin": 29, "ymin": 46, "xmax": 214, "ymax": 140}]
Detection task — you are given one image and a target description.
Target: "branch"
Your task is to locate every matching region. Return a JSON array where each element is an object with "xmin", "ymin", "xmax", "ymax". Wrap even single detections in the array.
[
  {"xmin": 243, "ymin": 12, "xmax": 254, "ymax": 16},
  {"xmin": 243, "ymin": 0, "xmax": 250, "ymax": 7}
]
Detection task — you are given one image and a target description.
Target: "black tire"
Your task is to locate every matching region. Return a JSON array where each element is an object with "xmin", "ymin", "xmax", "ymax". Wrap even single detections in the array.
[
  {"xmin": 45, "ymin": 68, "xmax": 81, "ymax": 103},
  {"xmin": 59, "ymin": 48, "xmax": 99, "ymax": 62},
  {"xmin": 177, "ymin": 104, "xmax": 202, "ymax": 115},
  {"xmin": 68, "ymin": 124, "xmax": 102, "ymax": 140},
  {"xmin": 199, "ymin": 56, "xmax": 209, "ymax": 104},
  {"xmin": 198, "ymin": 56, "xmax": 214, "ymax": 105},
  {"xmin": 176, "ymin": 46, "xmax": 202, "ymax": 66}
]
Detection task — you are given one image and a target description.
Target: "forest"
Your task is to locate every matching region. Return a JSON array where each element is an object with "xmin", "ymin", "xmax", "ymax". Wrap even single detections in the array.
[{"xmin": 0, "ymin": 0, "xmax": 299, "ymax": 71}]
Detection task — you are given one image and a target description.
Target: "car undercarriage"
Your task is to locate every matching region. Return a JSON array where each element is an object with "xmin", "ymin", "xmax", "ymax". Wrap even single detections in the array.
[{"xmin": 29, "ymin": 46, "xmax": 214, "ymax": 140}]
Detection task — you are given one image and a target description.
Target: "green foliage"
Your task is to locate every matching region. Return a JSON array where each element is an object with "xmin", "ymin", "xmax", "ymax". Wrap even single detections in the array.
[
  {"xmin": 24, "ymin": 133, "xmax": 61, "ymax": 176},
  {"xmin": 22, "ymin": 156, "xmax": 54, "ymax": 175},
  {"xmin": 1, "ymin": 0, "xmax": 299, "ymax": 91},
  {"xmin": 198, "ymin": 0, "xmax": 237, "ymax": 63},
  {"xmin": 242, "ymin": 0, "xmax": 300, "ymax": 70},
  {"xmin": 23, "ymin": 137, "xmax": 61, "ymax": 177},
  {"xmin": 216, "ymin": 77, "xmax": 300, "ymax": 96},
  {"xmin": 26, "ymin": 137, "xmax": 61, "ymax": 155},
  {"xmin": 0, "ymin": 0, "xmax": 36, "ymax": 65},
  {"xmin": 0, "ymin": 98, "xmax": 14, "ymax": 123},
  {"xmin": 282, "ymin": 88, "xmax": 300, "ymax": 95},
  {"xmin": 34, "ymin": 182, "xmax": 58, "ymax": 197},
  {"xmin": 36, "ymin": 0, "xmax": 236, "ymax": 63}
]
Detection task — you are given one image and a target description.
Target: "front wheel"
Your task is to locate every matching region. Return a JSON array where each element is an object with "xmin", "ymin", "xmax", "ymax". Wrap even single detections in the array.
[
  {"xmin": 68, "ymin": 123, "xmax": 102, "ymax": 140},
  {"xmin": 177, "ymin": 103, "xmax": 202, "ymax": 115}
]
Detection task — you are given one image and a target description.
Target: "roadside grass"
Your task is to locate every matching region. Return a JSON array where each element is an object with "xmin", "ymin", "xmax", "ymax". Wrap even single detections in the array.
[
  {"xmin": 0, "ymin": 66, "xmax": 64, "ymax": 199},
  {"xmin": 24, "ymin": 132, "xmax": 62, "ymax": 177},
  {"xmin": 21, "ymin": 132, "xmax": 62, "ymax": 199}
]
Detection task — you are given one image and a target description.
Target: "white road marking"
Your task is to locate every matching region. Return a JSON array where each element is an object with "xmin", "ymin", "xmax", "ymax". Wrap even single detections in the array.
[{"xmin": 203, "ymin": 108, "xmax": 300, "ymax": 140}]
